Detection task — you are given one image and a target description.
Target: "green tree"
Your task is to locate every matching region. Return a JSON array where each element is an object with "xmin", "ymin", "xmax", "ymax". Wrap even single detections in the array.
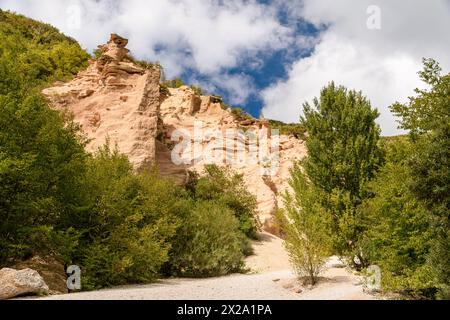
[
  {"xmin": 300, "ymin": 82, "xmax": 382, "ymax": 263},
  {"xmin": 391, "ymin": 59, "xmax": 450, "ymax": 299},
  {"xmin": 359, "ymin": 137, "xmax": 434, "ymax": 297},
  {"xmin": 0, "ymin": 10, "xmax": 90, "ymax": 265},
  {"xmin": 77, "ymin": 146, "xmax": 183, "ymax": 289},
  {"xmin": 279, "ymin": 163, "xmax": 332, "ymax": 285}
]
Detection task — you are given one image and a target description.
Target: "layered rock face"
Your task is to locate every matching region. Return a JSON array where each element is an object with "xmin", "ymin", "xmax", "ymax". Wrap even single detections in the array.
[
  {"xmin": 43, "ymin": 34, "xmax": 160, "ymax": 170},
  {"xmin": 43, "ymin": 34, "xmax": 307, "ymax": 233},
  {"xmin": 158, "ymin": 86, "xmax": 307, "ymax": 232}
]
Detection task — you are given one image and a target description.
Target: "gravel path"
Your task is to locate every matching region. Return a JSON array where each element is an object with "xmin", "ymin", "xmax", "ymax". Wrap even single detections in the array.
[
  {"xmin": 33, "ymin": 234, "xmax": 376, "ymax": 300},
  {"xmin": 36, "ymin": 268, "xmax": 374, "ymax": 300}
]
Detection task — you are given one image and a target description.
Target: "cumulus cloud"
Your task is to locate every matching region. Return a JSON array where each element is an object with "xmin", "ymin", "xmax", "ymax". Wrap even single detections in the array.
[
  {"xmin": 0, "ymin": 1, "xmax": 289, "ymax": 77},
  {"xmin": 262, "ymin": 0, "xmax": 450, "ymax": 136}
]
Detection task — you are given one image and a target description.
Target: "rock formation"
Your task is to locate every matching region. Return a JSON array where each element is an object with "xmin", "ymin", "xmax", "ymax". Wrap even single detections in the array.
[
  {"xmin": 0, "ymin": 268, "xmax": 49, "ymax": 299},
  {"xmin": 43, "ymin": 34, "xmax": 160, "ymax": 170},
  {"xmin": 43, "ymin": 34, "xmax": 307, "ymax": 233}
]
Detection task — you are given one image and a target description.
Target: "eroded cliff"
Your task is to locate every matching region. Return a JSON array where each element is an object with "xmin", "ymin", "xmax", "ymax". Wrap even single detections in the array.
[{"xmin": 43, "ymin": 34, "xmax": 307, "ymax": 233}]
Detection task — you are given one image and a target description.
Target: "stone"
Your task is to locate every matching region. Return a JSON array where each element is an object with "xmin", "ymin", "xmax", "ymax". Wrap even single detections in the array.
[
  {"xmin": 12, "ymin": 256, "xmax": 68, "ymax": 295},
  {"xmin": 0, "ymin": 268, "xmax": 49, "ymax": 300},
  {"xmin": 78, "ymin": 89, "xmax": 94, "ymax": 99}
]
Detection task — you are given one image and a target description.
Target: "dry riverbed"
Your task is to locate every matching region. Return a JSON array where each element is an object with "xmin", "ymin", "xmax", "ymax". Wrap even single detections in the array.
[{"xmin": 31, "ymin": 233, "xmax": 376, "ymax": 300}]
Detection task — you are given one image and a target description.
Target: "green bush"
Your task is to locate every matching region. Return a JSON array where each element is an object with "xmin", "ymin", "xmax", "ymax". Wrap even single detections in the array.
[
  {"xmin": 0, "ymin": 92, "xmax": 88, "ymax": 264},
  {"xmin": 168, "ymin": 200, "xmax": 246, "ymax": 277},
  {"xmin": 74, "ymin": 145, "xmax": 184, "ymax": 289},
  {"xmin": 230, "ymin": 107, "xmax": 253, "ymax": 121},
  {"xmin": 163, "ymin": 78, "xmax": 185, "ymax": 88},
  {"xmin": 268, "ymin": 120, "xmax": 307, "ymax": 140},
  {"xmin": 189, "ymin": 165, "xmax": 259, "ymax": 238},
  {"xmin": 190, "ymin": 85, "xmax": 204, "ymax": 96}
]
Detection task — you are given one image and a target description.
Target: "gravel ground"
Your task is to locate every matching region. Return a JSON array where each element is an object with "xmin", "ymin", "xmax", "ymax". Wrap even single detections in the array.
[{"xmin": 31, "ymin": 234, "xmax": 376, "ymax": 300}]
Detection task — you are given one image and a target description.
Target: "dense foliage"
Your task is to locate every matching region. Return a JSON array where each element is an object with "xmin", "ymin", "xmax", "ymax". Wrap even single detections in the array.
[
  {"xmin": 390, "ymin": 59, "xmax": 450, "ymax": 299},
  {"xmin": 359, "ymin": 137, "xmax": 434, "ymax": 297},
  {"xmin": 168, "ymin": 200, "xmax": 246, "ymax": 277},
  {"xmin": 283, "ymin": 60, "xmax": 449, "ymax": 299},
  {"xmin": 295, "ymin": 83, "xmax": 382, "ymax": 265},
  {"xmin": 268, "ymin": 120, "xmax": 307, "ymax": 140},
  {"xmin": 186, "ymin": 165, "xmax": 258, "ymax": 239},
  {"xmin": 0, "ymin": 10, "xmax": 90, "ymax": 264}
]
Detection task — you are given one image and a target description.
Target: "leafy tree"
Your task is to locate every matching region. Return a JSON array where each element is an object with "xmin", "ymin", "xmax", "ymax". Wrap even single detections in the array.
[
  {"xmin": 391, "ymin": 59, "xmax": 450, "ymax": 299},
  {"xmin": 359, "ymin": 137, "xmax": 435, "ymax": 297},
  {"xmin": 300, "ymin": 82, "xmax": 382, "ymax": 262},
  {"xmin": 0, "ymin": 10, "xmax": 90, "ymax": 264},
  {"xmin": 301, "ymin": 82, "xmax": 382, "ymax": 199},
  {"xmin": 279, "ymin": 163, "xmax": 332, "ymax": 285},
  {"xmin": 77, "ymin": 146, "xmax": 183, "ymax": 289}
]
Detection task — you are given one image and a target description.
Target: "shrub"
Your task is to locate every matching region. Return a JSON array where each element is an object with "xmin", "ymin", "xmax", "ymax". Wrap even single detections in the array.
[
  {"xmin": 190, "ymin": 85, "xmax": 204, "ymax": 96},
  {"xmin": 168, "ymin": 200, "xmax": 246, "ymax": 277},
  {"xmin": 190, "ymin": 165, "xmax": 259, "ymax": 238},
  {"xmin": 230, "ymin": 107, "xmax": 253, "ymax": 121},
  {"xmin": 163, "ymin": 78, "xmax": 185, "ymax": 88},
  {"xmin": 268, "ymin": 120, "xmax": 307, "ymax": 140},
  {"xmin": 75, "ymin": 145, "xmax": 183, "ymax": 289}
]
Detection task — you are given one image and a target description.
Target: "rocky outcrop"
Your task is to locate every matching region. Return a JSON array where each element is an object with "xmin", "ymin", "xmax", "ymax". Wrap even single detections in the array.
[
  {"xmin": 0, "ymin": 268, "xmax": 49, "ymax": 299},
  {"xmin": 43, "ymin": 34, "xmax": 161, "ymax": 171},
  {"xmin": 43, "ymin": 34, "xmax": 307, "ymax": 234},
  {"xmin": 158, "ymin": 86, "xmax": 307, "ymax": 232}
]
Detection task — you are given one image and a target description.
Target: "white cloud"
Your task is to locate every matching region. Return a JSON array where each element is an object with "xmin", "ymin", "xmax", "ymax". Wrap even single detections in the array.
[
  {"xmin": 262, "ymin": 0, "xmax": 450, "ymax": 136},
  {"xmin": 0, "ymin": 0, "xmax": 290, "ymax": 75}
]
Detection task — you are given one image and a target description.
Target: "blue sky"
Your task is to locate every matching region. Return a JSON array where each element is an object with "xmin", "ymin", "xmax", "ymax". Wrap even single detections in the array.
[
  {"xmin": 183, "ymin": 14, "xmax": 322, "ymax": 117},
  {"xmin": 1, "ymin": 0, "xmax": 449, "ymax": 136}
]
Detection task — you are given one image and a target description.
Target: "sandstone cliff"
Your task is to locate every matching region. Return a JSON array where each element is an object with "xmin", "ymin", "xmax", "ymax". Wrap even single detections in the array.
[{"xmin": 43, "ymin": 34, "xmax": 307, "ymax": 233}]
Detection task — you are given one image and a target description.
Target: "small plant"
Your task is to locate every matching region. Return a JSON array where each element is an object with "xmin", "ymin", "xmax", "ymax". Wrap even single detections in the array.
[
  {"xmin": 230, "ymin": 107, "xmax": 254, "ymax": 121},
  {"xmin": 160, "ymin": 84, "xmax": 171, "ymax": 97},
  {"xmin": 268, "ymin": 120, "xmax": 307, "ymax": 139},
  {"xmin": 190, "ymin": 85, "xmax": 204, "ymax": 96},
  {"xmin": 191, "ymin": 165, "xmax": 259, "ymax": 239},
  {"xmin": 163, "ymin": 78, "xmax": 185, "ymax": 88},
  {"xmin": 168, "ymin": 200, "xmax": 246, "ymax": 277}
]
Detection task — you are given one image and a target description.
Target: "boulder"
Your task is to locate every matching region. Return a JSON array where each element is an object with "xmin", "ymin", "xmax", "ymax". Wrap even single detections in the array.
[
  {"xmin": 12, "ymin": 256, "xmax": 69, "ymax": 295},
  {"xmin": 0, "ymin": 268, "xmax": 49, "ymax": 300}
]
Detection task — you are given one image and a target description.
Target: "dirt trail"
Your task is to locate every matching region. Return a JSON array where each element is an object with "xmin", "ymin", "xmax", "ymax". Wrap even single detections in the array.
[{"xmin": 31, "ymin": 233, "xmax": 376, "ymax": 300}]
